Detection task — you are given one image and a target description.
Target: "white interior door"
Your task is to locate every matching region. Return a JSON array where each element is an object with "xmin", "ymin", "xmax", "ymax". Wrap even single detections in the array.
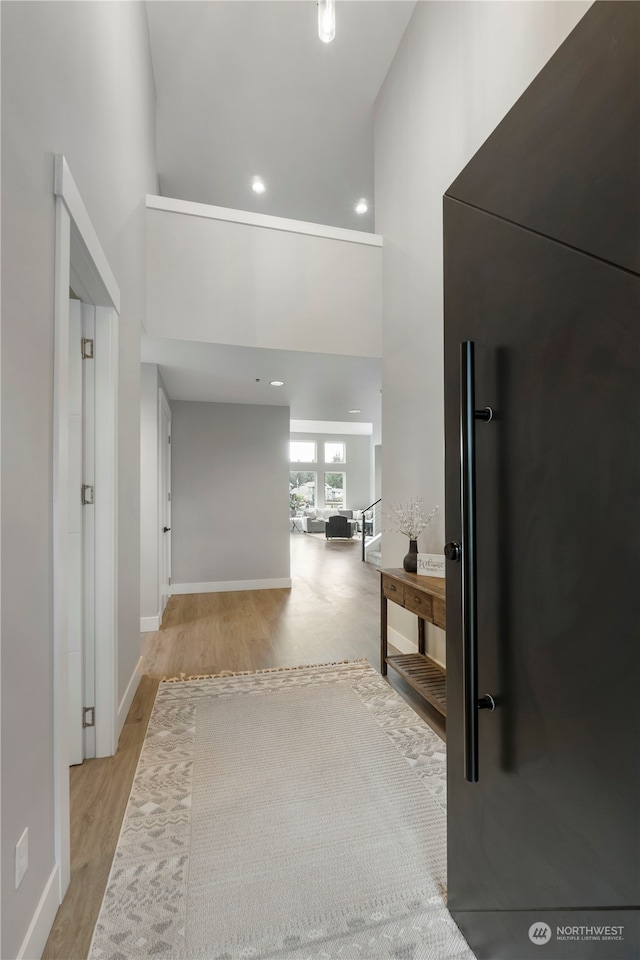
[
  {"xmin": 82, "ymin": 304, "xmax": 96, "ymax": 759},
  {"xmin": 159, "ymin": 390, "xmax": 172, "ymax": 618},
  {"xmin": 67, "ymin": 299, "xmax": 96, "ymax": 765},
  {"xmin": 68, "ymin": 299, "xmax": 83, "ymax": 766}
]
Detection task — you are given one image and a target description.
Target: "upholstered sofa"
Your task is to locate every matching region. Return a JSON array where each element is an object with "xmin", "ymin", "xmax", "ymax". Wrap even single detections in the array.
[
  {"xmin": 301, "ymin": 508, "xmax": 363, "ymax": 535},
  {"xmin": 301, "ymin": 513, "xmax": 326, "ymax": 533}
]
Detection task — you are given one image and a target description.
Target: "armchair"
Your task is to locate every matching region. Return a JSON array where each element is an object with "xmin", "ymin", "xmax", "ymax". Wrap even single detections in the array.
[{"xmin": 325, "ymin": 514, "xmax": 353, "ymax": 539}]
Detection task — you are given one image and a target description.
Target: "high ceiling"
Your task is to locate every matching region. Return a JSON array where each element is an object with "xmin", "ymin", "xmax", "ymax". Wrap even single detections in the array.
[
  {"xmin": 146, "ymin": 1, "xmax": 416, "ymax": 231},
  {"xmin": 144, "ymin": 1, "xmax": 415, "ymax": 429}
]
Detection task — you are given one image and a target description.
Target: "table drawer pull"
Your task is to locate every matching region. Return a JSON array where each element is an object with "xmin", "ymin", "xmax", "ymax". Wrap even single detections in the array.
[
  {"xmin": 383, "ymin": 581, "xmax": 405, "ymax": 603},
  {"xmin": 405, "ymin": 592, "xmax": 433, "ymax": 619}
]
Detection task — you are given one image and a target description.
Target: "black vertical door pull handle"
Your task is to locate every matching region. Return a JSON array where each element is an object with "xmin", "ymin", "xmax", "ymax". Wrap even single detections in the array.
[{"xmin": 460, "ymin": 341, "xmax": 494, "ymax": 783}]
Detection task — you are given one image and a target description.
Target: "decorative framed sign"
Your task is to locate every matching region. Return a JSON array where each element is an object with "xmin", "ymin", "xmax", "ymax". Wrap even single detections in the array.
[{"xmin": 417, "ymin": 553, "xmax": 445, "ymax": 578}]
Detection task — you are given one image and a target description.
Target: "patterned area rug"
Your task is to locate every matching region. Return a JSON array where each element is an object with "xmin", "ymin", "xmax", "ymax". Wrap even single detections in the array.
[{"xmin": 90, "ymin": 660, "xmax": 475, "ymax": 960}]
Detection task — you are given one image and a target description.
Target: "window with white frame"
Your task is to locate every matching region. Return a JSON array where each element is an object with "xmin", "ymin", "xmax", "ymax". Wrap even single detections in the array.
[
  {"xmin": 324, "ymin": 441, "xmax": 345, "ymax": 463},
  {"xmin": 290, "ymin": 471, "xmax": 316, "ymax": 512},
  {"xmin": 324, "ymin": 472, "xmax": 345, "ymax": 508},
  {"xmin": 290, "ymin": 441, "xmax": 317, "ymax": 463}
]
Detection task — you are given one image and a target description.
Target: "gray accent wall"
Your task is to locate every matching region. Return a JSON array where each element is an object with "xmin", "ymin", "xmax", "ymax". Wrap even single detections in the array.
[
  {"xmin": 374, "ymin": 0, "xmax": 591, "ymax": 661},
  {"xmin": 171, "ymin": 402, "xmax": 290, "ymax": 586},
  {"xmin": 1, "ymin": 2, "xmax": 156, "ymax": 956}
]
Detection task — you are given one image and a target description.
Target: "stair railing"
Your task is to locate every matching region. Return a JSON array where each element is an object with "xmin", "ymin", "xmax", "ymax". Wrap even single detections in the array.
[{"xmin": 360, "ymin": 498, "xmax": 382, "ymax": 561}]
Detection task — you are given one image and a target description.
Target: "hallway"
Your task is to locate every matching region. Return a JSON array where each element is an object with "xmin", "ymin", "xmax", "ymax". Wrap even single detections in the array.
[
  {"xmin": 142, "ymin": 533, "xmax": 380, "ymax": 678},
  {"xmin": 46, "ymin": 535, "xmax": 444, "ymax": 959}
]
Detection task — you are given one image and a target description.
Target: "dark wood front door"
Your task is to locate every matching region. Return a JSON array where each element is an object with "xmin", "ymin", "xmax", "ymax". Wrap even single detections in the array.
[
  {"xmin": 442, "ymin": 5, "xmax": 639, "ymax": 954},
  {"xmin": 443, "ymin": 195, "xmax": 640, "ymax": 959}
]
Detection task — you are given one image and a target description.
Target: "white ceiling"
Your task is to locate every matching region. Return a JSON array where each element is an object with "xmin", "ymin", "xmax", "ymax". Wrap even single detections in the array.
[
  {"xmin": 144, "ymin": 1, "xmax": 414, "ymax": 427},
  {"xmin": 142, "ymin": 335, "xmax": 382, "ymax": 426},
  {"xmin": 146, "ymin": 1, "xmax": 416, "ymax": 231}
]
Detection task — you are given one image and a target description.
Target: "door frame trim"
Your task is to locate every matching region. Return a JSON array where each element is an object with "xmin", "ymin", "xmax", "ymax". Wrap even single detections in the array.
[
  {"xmin": 53, "ymin": 155, "xmax": 120, "ymax": 898},
  {"xmin": 158, "ymin": 387, "xmax": 172, "ymax": 617}
]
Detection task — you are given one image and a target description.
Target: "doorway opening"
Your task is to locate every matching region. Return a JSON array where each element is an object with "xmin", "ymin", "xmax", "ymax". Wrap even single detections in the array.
[
  {"xmin": 158, "ymin": 389, "xmax": 172, "ymax": 620},
  {"xmin": 53, "ymin": 155, "xmax": 119, "ymax": 899}
]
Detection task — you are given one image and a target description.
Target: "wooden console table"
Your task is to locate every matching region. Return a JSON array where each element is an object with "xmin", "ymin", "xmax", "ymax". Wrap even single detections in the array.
[{"xmin": 380, "ymin": 568, "xmax": 447, "ymax": 717}]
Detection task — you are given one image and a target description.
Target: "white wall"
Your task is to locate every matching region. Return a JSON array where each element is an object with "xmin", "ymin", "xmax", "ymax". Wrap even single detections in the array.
[
  {"xmin": 140, "ymin": 364, "xmax": 172, "ymax": 626},
  {"xmin": 290, "ymin": 432, "xmax": 373, "ymax": 511},
  {"xmin": 1, "ymin": 2, "xmax": 156, "ymax": 956},
  {"xmin": 171, "ymin": 401, "xmax": 291, "ymax": 590},
  {"xmin": 374, "ymin": 0, "xmax": 591, "ymax": 661},
  {"xmin": 146, "ymin": 201, "xmax": 382, "ymax": 357}
]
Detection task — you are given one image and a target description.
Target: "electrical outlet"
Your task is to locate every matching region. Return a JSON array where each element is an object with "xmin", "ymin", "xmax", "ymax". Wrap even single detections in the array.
[{"xmin": 15, "ymin": 827, "xmax": 28, "ymax": 889}]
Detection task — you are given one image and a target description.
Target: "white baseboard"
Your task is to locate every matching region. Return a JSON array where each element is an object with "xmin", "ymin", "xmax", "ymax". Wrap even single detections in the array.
[
  {"xmin": 387, "ymin": 626, "xmax": 418, "ymax": 655},
  {"xmin": 17, "ymin": 864, "xmax": 60, "ymax": 960},
  {"xmin": 171, "ymin": 578, "xmax": 292, "ymax": 595},
  {"xmin": 388, "ymin": 626, "xmax": 446, "ymax": 668},
  {"xmin": 117, "ymin": 656, "xmax": 143, "ymax": 736},
  {"xmin": 140, "ymin": 614, "xmax": 160, "ymax": 632}
]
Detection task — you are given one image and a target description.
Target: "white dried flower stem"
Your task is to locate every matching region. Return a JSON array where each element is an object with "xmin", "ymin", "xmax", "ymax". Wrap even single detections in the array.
[{"xmin": 386, "ymin": 499, "xmax": 439, "ymax": 540}]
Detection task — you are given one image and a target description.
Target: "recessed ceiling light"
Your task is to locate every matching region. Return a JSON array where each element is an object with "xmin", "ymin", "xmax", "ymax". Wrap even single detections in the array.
[
  {"xmin": 270, "ymin": 380, "xmax": 285, "ymax": 387},
  {"xmin": 252, "ymin": 176, "xmax": 266, "ymax": 194},
  {"xmin": 355, "ymin": 199, "xmax": 368, "ymax": 214},
  {"xmin": 348, "ymin": 409, "xmax": 361, "ymax": 414}
]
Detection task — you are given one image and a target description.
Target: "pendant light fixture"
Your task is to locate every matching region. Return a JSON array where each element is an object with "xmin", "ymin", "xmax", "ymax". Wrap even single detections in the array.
[{"xmin": 318, "ymin": 0, "xmax": 335, "ymax": 43}]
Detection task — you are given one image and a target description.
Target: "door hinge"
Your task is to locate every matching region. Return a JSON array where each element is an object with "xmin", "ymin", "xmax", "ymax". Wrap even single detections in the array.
[
  {"xmin": 168, "ymin": 435, "xmax": 171, "ymax": 444},
  {"xmin": 168, "ymin": 576, "xmax": 171, "ymax": 586},
  {"xmin": 81, "ymin": 338, "xmax": 94, "ymax": 359},
  {"xmin": 82, "ymin": 706, "xmax": 95, "ymax": 728},
  {"xmin": 81, "ymin": 484, "xmax": 94, "ymax": 505},
  {"xmin": 168, "ymin": 492, "xmax": 171, "ymax": 502}
]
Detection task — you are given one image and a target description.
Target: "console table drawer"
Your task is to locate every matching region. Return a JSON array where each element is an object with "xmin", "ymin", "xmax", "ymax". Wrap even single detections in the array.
[
  {"xmin": 432, "ymin": 598, "xmax": 446, "ymax": 629},
  {"xmin": 383, "ymin": 579, "xmax": 405, "ymax": 603},
  {"xmin": 404, "ymin": 590, "xmax": 433, "ymax": 620}
]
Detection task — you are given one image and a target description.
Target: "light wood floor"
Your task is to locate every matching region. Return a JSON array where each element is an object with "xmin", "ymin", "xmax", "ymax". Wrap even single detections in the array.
[
  {"xmin": 42, "ymin": 533, "xmax": 443, "ymax": 959},
  {"xmin": 42, "ymin": 676, "xmax": 159, "ymax": 960},
  {"xmin": 142, "ymin": 534, "xmax": 381, "ymax": 677}
]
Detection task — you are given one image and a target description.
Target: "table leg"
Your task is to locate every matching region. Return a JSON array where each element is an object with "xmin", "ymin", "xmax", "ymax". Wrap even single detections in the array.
[
  {"xmin": 380, "ymin": 583, "xmax": 388, "ymax": 676},
  {"xmin": 418, "ymin": 617, "xmax": 426, "ymax": 656}
]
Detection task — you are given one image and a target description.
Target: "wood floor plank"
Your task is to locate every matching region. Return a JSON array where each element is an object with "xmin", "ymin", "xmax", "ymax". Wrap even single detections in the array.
[
  {"xmin": 42, "ymin": 535, "xmax": 444, "ymax": 958},
  {"xmin": 42, "ymin": 676, "xmax": 159, "ymax": 960},
  {"xmin": 142, "ymin": 536, "xmax": 381, "ymax": 677}
]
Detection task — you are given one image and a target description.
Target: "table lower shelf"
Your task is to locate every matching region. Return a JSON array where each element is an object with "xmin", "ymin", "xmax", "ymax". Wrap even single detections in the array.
[{"xmin": 385, "ymin": 653, "xmax": 446, "ymax": 717}]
